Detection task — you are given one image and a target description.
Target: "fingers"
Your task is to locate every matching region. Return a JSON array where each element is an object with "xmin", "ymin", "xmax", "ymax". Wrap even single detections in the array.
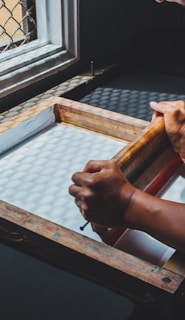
[
  {"xmin": 70, "ymin": 160, "xmax": 118, "ymax": 189},
  {"xmin": 71, "ymin": 171, "xmax": 87, "ymax": 186},
  {"xmin": 165, "ymin": 0, "xmax": 185, "ymax": 4},
  {"xmin": 155, "ymin": 0, "xmax": 185, "ymax": 4},
  {"xmin": 69, "ymin": 183, "xmax": 81, "ymax": 197},
  {"xmin": 150, "ymin": 100, "xmax": 185, "ymax": 116},
  {"xmin": 69, "ymin": 172, "xmax": 93, "ymax": 219},
  {"xmin": 74, "ymin": 196, "xmax": 88, "ymax": 214},
  {"xmin": 151, "ymin": 110, "xmax": 159, "ymax": 122},
  {"xmin": 83, "ymin": 159, "xmax": 111, "ymax": 173},
  {"xmin": 69, "ymin": 160, "xmax": 109, "ymax": 205},
  {"xmin": 150, "ymin": 101, "xmax": 174, "ymax": 114},
  {"xmin": 70, "ymin": 161, "xmax": 109, "ymax": 190},
  {"xmin": 150, "ymin": 100, "xmax": 185, "ymax": 155}
]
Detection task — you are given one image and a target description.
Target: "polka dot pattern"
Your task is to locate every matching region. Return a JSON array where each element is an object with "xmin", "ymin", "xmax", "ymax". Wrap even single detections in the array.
[
  {"xmin": 80, "ymin": 87, "xmax": 185, "ymax": 121},
  {"xmin": 0, "ymin": 123, "xmax": 126, "ymax": 241}
]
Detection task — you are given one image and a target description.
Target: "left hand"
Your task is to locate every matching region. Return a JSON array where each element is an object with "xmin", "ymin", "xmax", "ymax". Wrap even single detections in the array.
[{"xmin": 69, "ymin": 159, "xmax": 135, "ymax": 228}]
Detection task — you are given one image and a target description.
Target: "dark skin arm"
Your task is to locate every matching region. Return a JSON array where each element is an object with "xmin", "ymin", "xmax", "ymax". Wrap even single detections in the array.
[
  {"xmin": 69, "ymin": 101, "xmax": 185, "ymax": 253},
  {"xmin": 69, "ymin": 159, "xmax": 185, "ymax": 253}
]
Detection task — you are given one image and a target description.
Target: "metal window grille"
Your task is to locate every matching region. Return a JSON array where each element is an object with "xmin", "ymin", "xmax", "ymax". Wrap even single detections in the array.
[{"xmin": 0, "ymin": 0, "xmax": 37, "ymax": 53}]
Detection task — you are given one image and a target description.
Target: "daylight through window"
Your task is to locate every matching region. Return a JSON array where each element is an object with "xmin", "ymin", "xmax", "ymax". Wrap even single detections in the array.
[{"xmin": 0, "ymin": 0, "xmax": 79, "ymax": 97}]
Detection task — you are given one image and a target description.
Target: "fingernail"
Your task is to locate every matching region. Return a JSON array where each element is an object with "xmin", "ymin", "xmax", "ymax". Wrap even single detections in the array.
[{"xmin": 150, "ymin": 101, "xmax": 157, "ymax": 106}]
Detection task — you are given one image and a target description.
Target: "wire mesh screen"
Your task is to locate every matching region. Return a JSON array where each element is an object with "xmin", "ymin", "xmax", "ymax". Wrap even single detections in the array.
[{"xmin": 0, "ymin": 0, "xmax": 37, "ymax": 53}]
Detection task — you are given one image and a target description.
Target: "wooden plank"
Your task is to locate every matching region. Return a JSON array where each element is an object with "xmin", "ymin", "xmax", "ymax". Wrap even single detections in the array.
[
  {"xmin": 0, "ymin": 99, "xmax": 57, "ymax": 134},
  {"xmin": 0, "ymin": 99, "xmax": 57, "ymax": 154},
  {"xmin": 51, "ymin": 96, "xmax": 181, "ymax": 183},
  {"xmin": 0, "ymin": 199, "xmax": 183, "ymax": 297},
  {"xmin": 50, "ymin": 96, "xmax": 149, "ymax": 142}
]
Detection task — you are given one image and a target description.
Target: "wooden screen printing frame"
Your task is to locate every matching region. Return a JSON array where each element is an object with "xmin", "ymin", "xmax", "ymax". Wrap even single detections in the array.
[{"xmin": 0, "ymin": 96, "xmax": 185, "ymax": 315}]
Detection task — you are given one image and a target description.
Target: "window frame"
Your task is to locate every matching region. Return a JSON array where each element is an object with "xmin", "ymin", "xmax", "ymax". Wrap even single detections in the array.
[{"xmin": 0, "ymin": 0, "xmax": 80, "ymax": 98}]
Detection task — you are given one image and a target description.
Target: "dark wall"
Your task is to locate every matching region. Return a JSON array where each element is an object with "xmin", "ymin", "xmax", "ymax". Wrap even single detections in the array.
[
  {"xmin": 1, "ymin": 0, "xmax": 184, "ymax": 111},
  {"xmin": 79, "ymin": 0, "xmax": 185, "ymax": 67}
]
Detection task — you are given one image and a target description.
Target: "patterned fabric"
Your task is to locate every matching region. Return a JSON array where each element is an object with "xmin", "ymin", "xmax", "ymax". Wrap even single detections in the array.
[{"xmin": 80, "ymin": 87, "xmax": 185, "ymax": 121}]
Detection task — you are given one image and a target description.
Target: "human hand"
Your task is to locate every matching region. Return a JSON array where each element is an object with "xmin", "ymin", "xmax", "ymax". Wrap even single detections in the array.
[
  {"xmin": 155, "ymin": 0, "xmax": 185, "ymax": 5},
  {"xmin": 69, "ymin": 159, "xmax": 136, "ymax": 228},
  {"xmin": 150, "ymin": 100, "xmax": 185, "ymax": 154}
]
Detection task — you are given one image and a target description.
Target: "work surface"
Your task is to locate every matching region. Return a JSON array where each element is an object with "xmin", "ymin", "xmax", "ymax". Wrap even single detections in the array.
[
  {"xmin": 0, "ymin": 118, "xmax": 184, "ymax": 266},
  {"xmin": 0, "ymin": 96, "xmax": 185, "ymax": 318},
  {"xmin": 0, "ymin": 110, "xmax": 134, "ymax": 320},
  {"xmin": 0, "ymin": 122, "xmax": 125, "ymax": 241},
  {"xmin": 0, "ymin": 242, "xmax": 135, "ymax": 320}
]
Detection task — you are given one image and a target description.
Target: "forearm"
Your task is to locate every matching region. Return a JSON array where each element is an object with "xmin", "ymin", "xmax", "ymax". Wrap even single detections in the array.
[{"xmin": 125, "ymin": 188, "xmax": 185, "ymax": 253}]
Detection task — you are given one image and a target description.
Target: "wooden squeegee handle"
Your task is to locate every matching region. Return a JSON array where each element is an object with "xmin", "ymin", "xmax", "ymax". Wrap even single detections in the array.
[
  {"xmin": 80, "ymin": 117, "xmax": 175, "ymax": 232},
  {"xmin": 113, "ymin": 116, "xmax": 171, "ymax": 183}
]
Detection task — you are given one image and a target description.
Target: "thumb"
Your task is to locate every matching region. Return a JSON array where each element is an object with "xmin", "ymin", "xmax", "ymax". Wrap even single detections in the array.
[
  {"xmin": 150, "ymin": 101, "xmax": 164, "ymax": 115},
  {"xmin": 83, "ymin": 160, "xmax": 105, "ymax": 173}
]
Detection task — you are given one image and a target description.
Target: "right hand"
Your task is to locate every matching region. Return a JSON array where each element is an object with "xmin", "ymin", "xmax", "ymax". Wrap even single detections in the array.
[
  {"xmin": 155, "ymin": 0, "xmax": 185, "ymax": 5},
  {"xmin": 150, "ymin": 100, "xmax": 185, "ymax": 154}
]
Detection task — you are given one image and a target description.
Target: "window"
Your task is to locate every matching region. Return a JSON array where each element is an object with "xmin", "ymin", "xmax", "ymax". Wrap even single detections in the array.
[
  {"xmin": 0, "ymin": 0, "xmax": 79, "ymax": 97},
  {"xmin": 0, "ymin": 0, "xmax": 37, "ymax": 52}
]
